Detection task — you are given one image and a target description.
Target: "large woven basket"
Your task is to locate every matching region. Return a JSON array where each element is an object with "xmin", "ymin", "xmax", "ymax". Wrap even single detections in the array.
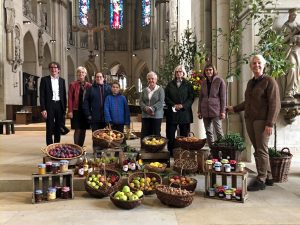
[
  {"xmin": 41, "ymin": 143, "xmax": 84, "ymax": 160},
  {"xmin": 110, "ymin": 191, "xmax": 143, "ymax": 210},
  {"xmin": 92, "ymin": 129, "xmax": 124, "ymax": 148},
  {"xmin": 175, "ymin": 132, "xmax": 206, "ymax": 150},
  {"xmin": 144, "ymin": 163, "xmax": 167, "ymax": 173},
  {"xmin": 270, "ymin": 147, "xmax": 293, "ymax": 183},
  {"xmin": 173, "ymin": 150, "xmax": 198, "ymax": 174},
  {"xmin": 141, "ymin": 135, "xmax": 167, "ymax": 153},
  {"xmin": 156, "ymin": 184, "xmax": 195, "ymax": 208},
  {"xmin": 84, "ymin": 169, "xmax": 122, "ymax": 198},
  {"xmin": 128, "ymin": 172, "xmax": 162, "ymax": 195}
]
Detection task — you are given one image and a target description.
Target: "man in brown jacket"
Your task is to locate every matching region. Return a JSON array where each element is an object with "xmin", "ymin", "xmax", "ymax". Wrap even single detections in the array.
[{"xmin": 227, "ymin": 54, "xmax": 281, "ymax": 191}]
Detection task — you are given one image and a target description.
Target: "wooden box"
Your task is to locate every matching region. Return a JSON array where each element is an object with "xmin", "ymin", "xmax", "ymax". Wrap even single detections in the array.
[
  {"xmin": 204, "ymin": 170, "xmax": 248, "ymax": 203},
  {"xmin": 32, "ymin": 171, "xmax": 74, "ymax": 203}
]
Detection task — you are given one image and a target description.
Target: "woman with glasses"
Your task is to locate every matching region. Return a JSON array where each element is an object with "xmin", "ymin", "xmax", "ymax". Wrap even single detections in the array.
[
  {"xmin": 67, "ymin": 66, "xmax": 92, "ymax": 146},
  {"xmin": 165, "ymin": 65, "xmax": 194, "ymax": 156},
  {"xmin": 197, "ymin": 64, "xmax": 226, "ymax": 148}
]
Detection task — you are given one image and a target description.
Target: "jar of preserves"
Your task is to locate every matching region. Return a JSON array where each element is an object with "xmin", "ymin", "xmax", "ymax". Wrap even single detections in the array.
[
  {"xmin": 61, "ymin": 186, "xmax": 70, "ymax": 199},
  {"xmin": 38, "ymin": 163, "xmax": 46, "ymax": 175},
  {"xmin": 208, "ymin": 187, "xmax": 215, "ymax": 197},
  {"xmin": 59, "ymin": 160, "xmax": 69, "ymax": 173},
  {"xmin": 45, "ymin": 161, "xmax": 52, "ymax": 173},
  {"xmin": 47, "ymin": 187, "xmax": 56, "ymax": 200},
  {"xmin": 224, "ymin": 164, "xmax": 231, "ymax": 172},
  {"xmin": 225, "ymin": 189, "xmax": 233, "ymax": 200},
  {"xmin": 35, "ymin": 189, "xmax": 43, "ymax": 202},
  {"xmin": 52, "ymin": 162, "xmax": 59, "ymax": 174},
  {"xmin": 214, "ymin": 162, "xmax": 222, "ymax": 172}
]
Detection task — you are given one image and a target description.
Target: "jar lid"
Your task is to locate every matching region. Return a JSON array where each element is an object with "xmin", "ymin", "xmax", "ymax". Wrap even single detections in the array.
[
  {"xmin": 60, "ymin": 160, "xmax": 69, "ymax": 164},
  {"xmin": 46, "ymin": 161, "xmax": 53, "ymax": 165},
  {"xmin": 48, "ymin": 187, "xmax": 56, "ymax": 192},
  {"xmin": 52, "ymin": 162, "xmax": 59, "ymax": 166},
  {"xmin": 35, "ymin": 189, "xmax": 43, "ymax": 194},
  {"xmin": 38, "ymin": 163, "xmax": 46, "ymax": 168},
  {"xmin": 224, "ymin": 190, "xmax": 233, "ymax": 194},
  {"xmin": 221, "ymin": 159, "xmax": 229, "ymax": 164},
  {"xmin": 237, "ymin": 162, "xmax": 245, "ymax": 167},
  {"xmin": 206, "ymin": 160, "xmax": 213, "ymax": 164},
  {"xmin": 224, "ymin": 164, "xmax": 231, "ymax": 168},
  {"xmin": 214, "ymin": 162, "xmax": 222, "ymax": 166}
]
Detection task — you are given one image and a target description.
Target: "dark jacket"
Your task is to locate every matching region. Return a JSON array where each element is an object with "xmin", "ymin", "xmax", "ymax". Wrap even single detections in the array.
[
  {"xmin": 68, "ymin": 81, "xmax": 92, "ymax": 112},
  {"xmin": 198, "ymin": 75, "xmax": 226, "ymax": 118},
  {"xmin": 82, "ymin": 83, "xmax": 111, "ymax": 123},
  {"xmin": 104, "ymin": 93, "xmax": 130, "ymax": 125},
  {"xmin": 165, "ymin": 79, "xmax": 194, "ymax": 124},
  {"xmin": 40, "ymin": 75, "xmax": 67, "ymax": 113},
  {"xmin": 233, "ymin": 75, "xmax": 281, "ymax": 127}
]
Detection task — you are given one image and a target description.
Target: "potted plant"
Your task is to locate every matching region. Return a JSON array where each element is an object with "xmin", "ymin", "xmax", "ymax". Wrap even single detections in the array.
[{"xmin": 211, "ymin": 133, "xmax": 246, "ymax": 161}]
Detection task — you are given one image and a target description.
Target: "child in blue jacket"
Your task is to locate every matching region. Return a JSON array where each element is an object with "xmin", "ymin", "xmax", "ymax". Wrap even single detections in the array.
[{"xmin": 104, "ymin": 81, "xmax": 130, "ymax": 134}]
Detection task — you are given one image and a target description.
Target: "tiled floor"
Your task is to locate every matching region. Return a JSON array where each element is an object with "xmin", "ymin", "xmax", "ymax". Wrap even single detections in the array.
[{"xmin": 1, "ymin": 122, "xmax": 300, "ymax": 225}]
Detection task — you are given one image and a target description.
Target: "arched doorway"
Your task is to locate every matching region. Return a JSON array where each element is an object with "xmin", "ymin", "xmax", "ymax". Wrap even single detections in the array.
[
  {"xmin": 23, "ymin": 32, "xmax": 37, "ymax": 75},
  {"xmin": 42, "ymin": 43, "xmax": 51, "ymax": 76},
  {"xmin": 108, "ymin": 62, "xmax": 127, "ymax": 89},
  {"xmin": 67, "ymin": 56, "xmax": 75, "ymax": 86}
]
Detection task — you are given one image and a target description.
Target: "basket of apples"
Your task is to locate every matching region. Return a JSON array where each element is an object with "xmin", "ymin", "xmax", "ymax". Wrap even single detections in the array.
[
  {"xmin": 141, "ymin": 135, "xmax": 167, "ymax": 153},
  {"xmin": 168, "ymin": 175, "xmax": 197, "ymax": 192},
  {"xmin": 128, "ymin": 172, "xmax": 162, "ymax": 195},
  {"xmin": 85, "ymin": 169, "xmax": 121, "ymax": 198},
  {"xmin": 110, "ymin": 185, "xmax": 144, "ymax": 210},
  {"xmin": 92, "ymin": 129, "xmax": 124, "ymax": 148}
]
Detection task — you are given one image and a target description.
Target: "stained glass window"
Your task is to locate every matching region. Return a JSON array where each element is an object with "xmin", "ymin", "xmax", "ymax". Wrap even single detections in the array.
[
  {"xmin": 79, "ymin": 0, "xmax": 90, "ymax": 26},
  {"xmin": 110, "ymin": 0, "xmax": 124, "ymax": 29},
  {"xmin": 142, "ymin": 0, "xmax": 151, "ymax": 27}
]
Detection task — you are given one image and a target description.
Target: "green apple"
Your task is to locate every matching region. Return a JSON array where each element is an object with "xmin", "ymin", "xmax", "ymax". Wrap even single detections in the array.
[
  {"xmin": 122, "ymin": 185, "xmax": 130, "ymax": 193},
  {"xmin": 126, "ymin": 191, "xmax": 133, "ymax": 197},
  {"xmin": 114, "ymin": 191, "xmax": 122, "ymax": 198},
  {"xmin": 140, "ymin": 178, "xmax": 145, "ymax": 183},
  {"xmin": 91, "ymin": 182, "xmax": 96, "ymax": 187},
  {"xmin": 87, "ymin": 181, "xmax": 92, "ymax": 185},
  {"xmin": 131, "ymin": 195, "xmax": 139, "ymax": 200},
  {"xmin": 92, "ymin": 174, "xmax": 96, "ymax": 178},
  {"xmin": 95, "ymin": 185, "xmax": 99, "ymax": 189},
  {"xmin": 99, "ymin": 182, "xmax": 103, "ymax": 187},
  {"xmin": 93, "ymin": 177, "xmax": 98, "ymax": 182},
  {"xmin": 119, "ymin": 195, "xmax": 128, "ymax": 201},
  {"xmin": 88, "ymin": 177, "xmax": 93, "ymax": 182},
  {"xmin": 129, "ymin": 182, "xmax": 135, "ymax": 188},
  {"xmin": 135, "ymin": 190, "xmax": 143, "ymax": 198}
]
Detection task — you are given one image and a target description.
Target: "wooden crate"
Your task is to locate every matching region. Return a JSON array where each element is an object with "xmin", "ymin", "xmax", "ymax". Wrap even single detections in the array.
[
  {"xmin": 139, "ymin": 149, "xmax": 170, "ymax": 167},
  {"xmin": 204, "ymin": 170, "xmax": 248, "ymax": 203},
  {"xmin": 32, "ymin": 171, "xmax": 74, "ymax": 204}
]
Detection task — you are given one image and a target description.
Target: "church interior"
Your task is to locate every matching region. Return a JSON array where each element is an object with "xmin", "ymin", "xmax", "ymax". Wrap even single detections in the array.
[{"xmin": 1, "ymin": 0, "xmax": 300, "ymax": 224}]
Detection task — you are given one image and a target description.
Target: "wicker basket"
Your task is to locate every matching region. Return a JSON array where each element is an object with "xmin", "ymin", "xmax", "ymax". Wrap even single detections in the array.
[
  {"xmin": 92, "ymin": 129, "xmax": 124, "ymax": 148},
  {"xmin": 155, "ymin": 184, "xmax": 195, "ymax": 208},
  {"xmin": 141, "ymin": 135, "xmax": 167, "ymax": 153},
  {"xmin": 128, "ymin": 172, "xmax": 162, "ymax": 195},
  {"xmin": 84, "ymin": 169, "xmax": 122, "ymax": 198},
  {"xmin": 110, "ymin": 191, "xmax": 143, "ymax": 210},
  {"xmin": 173, "ymin": 150, "xmax": 198, "ymax": 174},
  {"xmin": 168, "ymin": 177, "xmax": 197, "ymax": 192},
  {"xmin": 175, "ymin": 132, "xmax": 206, "ymax": 150},
  {"xmin": 144, "ymin": 163, "xmax": 167, "ymax": 173},
  {"xmin": 41, "ymin": 143, "xmax": 84, "ymax": 160},
  {"xmin": 270, "ymin": 147, "xmax": 293, "ymax": 183}
]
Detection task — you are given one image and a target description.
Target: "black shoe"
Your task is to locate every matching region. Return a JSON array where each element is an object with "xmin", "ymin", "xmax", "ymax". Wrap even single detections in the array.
[
  {"xmin": 265, "ymin": 179, "xmax": 274, "ymax": 186},
  {"xmin": 247, "ymin": 180, "xmax": 266, "ymax": 191}
]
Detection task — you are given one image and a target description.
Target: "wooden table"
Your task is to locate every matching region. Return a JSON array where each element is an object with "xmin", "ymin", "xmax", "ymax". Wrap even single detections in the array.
[{"xmin": 16, "ymin": 112, "xmax": 32, "ymax": 124}]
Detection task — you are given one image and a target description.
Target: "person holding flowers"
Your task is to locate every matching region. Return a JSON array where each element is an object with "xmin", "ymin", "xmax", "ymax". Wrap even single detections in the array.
[{"xmin": 197, "ymin": 63, "xmax": 226, "ymax": 148}]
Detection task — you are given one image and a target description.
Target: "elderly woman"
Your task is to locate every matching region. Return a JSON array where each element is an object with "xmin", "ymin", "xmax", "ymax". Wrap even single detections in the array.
[
  {"xmin": 68, "ymin": 66, "xmax": 92, "ymax": 146},
  {"xmin": 227, "ymin": 55, "xmax": 281, "ymax": 191},
  {"xmin": 198, "ymin": 63, "xmax": 226, "ymax": 148},
  {"xmin": 140, "ymin": 71, "xmax": 165, "ymax": 140},
  {"xmin": 165, "ymin": 65, "xmax": 194, "ymax": 156}
]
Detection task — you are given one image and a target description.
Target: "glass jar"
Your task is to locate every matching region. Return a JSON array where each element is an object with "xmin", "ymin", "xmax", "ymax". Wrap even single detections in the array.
[
  {"xmin": 205, "ymin": 160, "xmax": 213, "ymax": 171},
  {"xmin": 208, "ymin": 187, "xmax": 215, "ymax": 197},
  {"xmin": 45, "ymin": 161, "xmax": 52, "ymax": 173},
  {"xmin": 55, "ymin": 186, "xmax": 62, "ymax": 198},
  {"xmin": 225, "ymin": 190, "xmax": 233, "ymax": 200},
  {"xmin": 52, "ymin": 162, "xmax": 59, "ymax": 174},
  {"xmin": 61, "ymin": 186, "xmax": 70, "ymax": 199},
  {"xmin": 47, "ymin": 187, "xmax": 56, "ymax": 200},
  {"xmin": 214, "ymin": 162, "xmax": 222, "ymax": 172},
  {"xmin": 217, "ymin": 187, "xmax": 225, "ymax": 198},
  {"xmin": 224, "ymin": 164, "xmax": 231, "ymax": 172},
  {"xmin": 59, "ymin": 160, "xmax": 69, "ymax": 173},
  {"xmin": 237, "ymin": 162, "xmax": 245, "ymax": 172},
  {"xmin": 35, "ymin": 189, "xmax": 43, "ymax": 202},
  {"xmin": 38, "ymin": 163, "xmax": 46, "ymax": 175},
  {"xmin": 230, "ymin": 160, "xmax": 237, "ymax": 171},
  {"xmin": 235, "ymin": 189, "xmax": 242, "ymax": 201}
]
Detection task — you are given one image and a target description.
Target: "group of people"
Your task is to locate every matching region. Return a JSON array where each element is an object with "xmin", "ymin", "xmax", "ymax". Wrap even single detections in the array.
[{"xmin": 40, "ymin": 54, "xmax": 281, "ymax": 192}]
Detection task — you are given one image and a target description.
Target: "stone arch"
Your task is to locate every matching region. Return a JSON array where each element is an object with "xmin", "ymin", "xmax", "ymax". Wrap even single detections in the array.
[
  {"xmin": 108, "ymin": 62, "xmax": 127, "ymax": 87},
  {"xmin": 135, "ymin": 60, "xmax": 149, "ymax": 87},
  {"xmin": 42, "ymin": 43, "xmax": 52, "ymax": 76},
  {"xmin": 85, "ymin": 61, "xmax": 98, "ymax": 83},
  {"xmin": 23, "ymin": 31, "xmax": 37, "ymax": 75},
  {"xmin": 67, "ymin": 56, "xmax": 75, "ymax": 86}
]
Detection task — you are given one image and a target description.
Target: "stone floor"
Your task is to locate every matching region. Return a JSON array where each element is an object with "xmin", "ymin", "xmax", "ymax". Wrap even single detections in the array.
[{"xmin": 1, "ymin": 122, "xmax": 300, "ymax": 225}]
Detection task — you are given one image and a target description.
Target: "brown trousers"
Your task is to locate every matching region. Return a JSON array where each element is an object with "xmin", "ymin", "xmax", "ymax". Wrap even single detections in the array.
[{"xmin": 245, "ymin": 119, "xmax": 272, "ymax": 182}]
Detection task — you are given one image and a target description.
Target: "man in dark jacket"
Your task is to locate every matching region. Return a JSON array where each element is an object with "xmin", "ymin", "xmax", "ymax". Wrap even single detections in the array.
[
  {"xmin": 40, "ymin": 61, "xmax": 67, "ymax": 145},
  {"xmin": 82, "ymin": 72, "xmax": 111, "ymax": 131},
  {"xmin": 165, "ymin": 65, "xmax": 194, "ymax": 156}
]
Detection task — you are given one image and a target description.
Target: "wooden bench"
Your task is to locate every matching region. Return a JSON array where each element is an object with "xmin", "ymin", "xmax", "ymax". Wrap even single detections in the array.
[{"xmin": 0, "ymin": 120, "xmax": 15, "ymax": 135}]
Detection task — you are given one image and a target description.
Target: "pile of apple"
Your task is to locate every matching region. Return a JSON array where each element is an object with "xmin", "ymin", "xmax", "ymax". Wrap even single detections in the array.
[
  {"xmin": 96, "ymin": 131, "xmax": 123, "ymax": 141},
  {"xmin": 169, "ymin": 175, "xmax": 195, "ymax": 186},
  {"xmin": 87, "ymin": 173, "xmax": 119, "ymax": 190},
  {"xmin": 129, "ymin": 176, "xmax": 160, "ymax": 192},
  {"xmin": 144, "ymin": 137, "xmax": 165, "ymax": 146},
  {"xmin": 113, "ymin": 185, "xmax": 143, "ymax": 201},
  {"xmin": 48, "ymin": 145, "xmax": 81, "ymax": 159}
]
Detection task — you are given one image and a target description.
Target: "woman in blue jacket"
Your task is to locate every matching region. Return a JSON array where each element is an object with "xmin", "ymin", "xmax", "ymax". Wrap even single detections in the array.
[{"xmin": 104, "ymin": 81, "xmax": 130, "ymax": 133}]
